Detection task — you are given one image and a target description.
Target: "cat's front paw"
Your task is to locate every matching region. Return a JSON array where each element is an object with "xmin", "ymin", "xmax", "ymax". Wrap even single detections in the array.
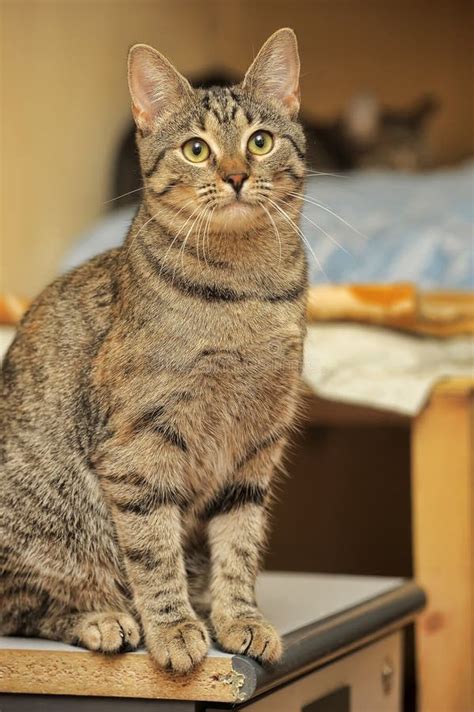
[
  {"xmin": 147, "ymin": 619, "xmax": 210, "ymax": 674},
  {"xmin": 213, "ymin": 616, "xmax": 282, "ymax": 664}
]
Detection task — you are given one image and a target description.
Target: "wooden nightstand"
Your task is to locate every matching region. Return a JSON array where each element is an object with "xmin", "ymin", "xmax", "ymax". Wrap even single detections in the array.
[{"xmin": 305, "ymin": 377, "xmax": 474, "ymax": 712}]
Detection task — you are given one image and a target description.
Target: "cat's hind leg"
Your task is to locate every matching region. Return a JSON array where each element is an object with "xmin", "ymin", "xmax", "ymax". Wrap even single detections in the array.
[
  {"xmin": 31, "ymin": 610, "xmax": 141, "ymax": 653},
  {"xmin": 1, "ymin": 574, "xmax": 141, "ymax": 652}
]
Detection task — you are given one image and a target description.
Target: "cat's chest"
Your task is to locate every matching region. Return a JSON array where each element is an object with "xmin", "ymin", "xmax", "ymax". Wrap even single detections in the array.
[
  {"xmin": 155, "ymin": 297, "xmax": 303, "ymax": 366},
  {"xmin": 95, "ymin": 301, "xmax": 304, "ymax": 477},
  {"xmin": 156, "ymin": 308, "xmax": 303, "ymax": 406},
  {"xmin": 184, "ymin": 316, "xmax": 302, "ymax": 447}
]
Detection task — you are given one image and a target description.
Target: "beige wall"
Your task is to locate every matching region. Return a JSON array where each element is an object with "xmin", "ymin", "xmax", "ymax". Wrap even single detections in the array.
[
  {"xmin": 1, "ymin": 0, "xmax": 472, "ymax": 297},
  {"xmin": 1, "ymin": 0, "xmax": 224, "ymax": 297}
]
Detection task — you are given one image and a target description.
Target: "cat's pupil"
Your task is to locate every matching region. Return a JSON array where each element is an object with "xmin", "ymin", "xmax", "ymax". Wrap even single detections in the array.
[
  {"xmin": 192, "ymin": 142, "xmax": 202, "ymax": 156},
  {"xmin": 254, "ymin": 134, "xmax": 265, "ymax": 148}
]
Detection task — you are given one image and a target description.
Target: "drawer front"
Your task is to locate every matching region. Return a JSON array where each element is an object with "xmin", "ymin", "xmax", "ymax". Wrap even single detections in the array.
[{"xmin": 241, "ymin": 632, "xmax": 401, "ymax": 712}]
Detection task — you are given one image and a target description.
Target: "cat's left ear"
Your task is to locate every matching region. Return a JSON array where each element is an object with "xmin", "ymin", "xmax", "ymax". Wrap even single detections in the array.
[
  {"xmin": 128, "ymin": 44, "xmax": 193, "ymax": 134},
  {"xmin": 243, "ymin": 28, "xmax": 300, "ymax": 117}
]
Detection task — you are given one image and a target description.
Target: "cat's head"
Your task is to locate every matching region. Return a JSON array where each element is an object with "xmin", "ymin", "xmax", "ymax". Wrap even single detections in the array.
[
  {"xmin": 127, "ymin": 29, "xmax": 305, "ymax": 232},
  {"xmin": 342, "ymin": 93, "xmax": 438, "ymax": 171}
]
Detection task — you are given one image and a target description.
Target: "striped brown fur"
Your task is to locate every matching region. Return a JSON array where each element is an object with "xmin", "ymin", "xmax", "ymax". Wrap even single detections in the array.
[{"xmin": 0, "ymin": 29, "xmax": 307, "ymax": 673}]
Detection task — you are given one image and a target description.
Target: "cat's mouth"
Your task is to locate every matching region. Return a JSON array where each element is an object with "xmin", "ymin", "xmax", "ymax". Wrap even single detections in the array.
[
  {"xmin": 219, "ymin": 195, "xmax": 260, "ymax": 212},
  {"xmin": 224, "ymin": 200, "xmax": 252, "ymax": 211}
]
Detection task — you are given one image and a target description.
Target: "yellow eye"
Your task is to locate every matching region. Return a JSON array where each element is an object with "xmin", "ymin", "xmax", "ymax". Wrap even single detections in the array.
[
  {"xmin": 182, "ymin": 138, "xmax": 210, "ymax": 163},
  {"xmin": 247, "ymin": 130, "xmax": 273, "ymax": 156}
]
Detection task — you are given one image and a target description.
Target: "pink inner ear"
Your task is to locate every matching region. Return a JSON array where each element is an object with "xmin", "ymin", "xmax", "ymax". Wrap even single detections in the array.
[
  {"xmin": 244, "ymin": 30, "xmax": 300, "ymax": 115},
  {"xmin": 130, "ymin": 55, "xmax": 160, "ymax": 120},
  {"xmin": 282, "ymin": 89, "xmax": 300, "ymax": 115},
  {"xmin": 128, "ymin": 46, "xmax": 192, "ymax": 132},
  {"xmin": 259, "ymin": 62, "xmax": 300, "ymax": 115}
]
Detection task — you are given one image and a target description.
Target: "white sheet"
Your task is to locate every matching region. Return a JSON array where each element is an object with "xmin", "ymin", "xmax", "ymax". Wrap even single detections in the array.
[{"xmin": 304, "ymin": 323, "xmax": 473, "ymax": 415}]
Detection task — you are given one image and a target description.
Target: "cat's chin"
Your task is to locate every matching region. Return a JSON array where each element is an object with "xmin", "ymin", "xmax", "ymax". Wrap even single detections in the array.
[{"xmin": 211, "ymin": 202, "xmax": 262, "ymax": 231}]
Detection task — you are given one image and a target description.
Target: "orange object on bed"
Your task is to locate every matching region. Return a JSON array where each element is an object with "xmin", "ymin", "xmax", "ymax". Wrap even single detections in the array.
[
  {"xmin": 0, "ymin": 294, "xmax": 29, "ymax": 326},
  {"xmin": 307, "ymin": 284, "xmax": 474, "ymax": 337}
]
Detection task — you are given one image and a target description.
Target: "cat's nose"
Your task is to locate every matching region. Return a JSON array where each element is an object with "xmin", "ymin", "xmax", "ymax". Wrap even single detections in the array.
[{"xmin": 225, "ymin": 173, "xmax": 248, "ymax": 195}]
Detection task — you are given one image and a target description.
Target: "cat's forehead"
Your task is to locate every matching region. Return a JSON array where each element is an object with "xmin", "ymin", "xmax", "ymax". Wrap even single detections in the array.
[
  {"xmin": 192, "ymin": 86, "xmax": 250, "ymax": 143},
  {"xmin": 197, "ymin": 87, "xmax": 243, "ymax": 124},
  {"xmin": 191, "ymin": 86, "xmax": 284, "ymax": 144}
]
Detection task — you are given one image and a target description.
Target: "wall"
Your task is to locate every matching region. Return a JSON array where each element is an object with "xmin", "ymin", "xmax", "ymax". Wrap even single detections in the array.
[
  {"xmin": 1, "ymin": 0, "xmax": 472, "ymax": 297},
  {"xmin": 1, "ymin": 0, "xmax": 221, "ymax": 297}
]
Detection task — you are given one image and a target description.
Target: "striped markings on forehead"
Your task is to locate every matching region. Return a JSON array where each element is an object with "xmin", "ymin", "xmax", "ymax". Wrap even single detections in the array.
[
  {"xmin": 196, "ymin": 88, "xmax": 295, "ymax": 139},
  {"xmin": 199, "ymin": 87, "xmax": 246, "ymax": 125}
]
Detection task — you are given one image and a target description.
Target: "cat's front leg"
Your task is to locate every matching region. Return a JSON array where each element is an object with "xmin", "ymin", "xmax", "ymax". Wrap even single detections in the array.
[
  {"xmin": 96, "ymin": 439, "xmax": 209, "ymax": 674},
  {"xmin": 206, "ymin": 437, "xmax": 285, "ymax": 664}
]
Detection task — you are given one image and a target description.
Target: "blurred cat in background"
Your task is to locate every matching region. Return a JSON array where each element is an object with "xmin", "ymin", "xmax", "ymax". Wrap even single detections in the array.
[{"xmin": 310, "ymin": 93, "xmax": 438, "ymax": 172}]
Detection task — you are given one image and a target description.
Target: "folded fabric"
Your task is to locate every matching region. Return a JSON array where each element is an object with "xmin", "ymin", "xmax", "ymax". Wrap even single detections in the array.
[
  {"xmin": 303, "ymin": 323, "xmax": 473, "ymax": 416},
  {"xmin": 307, "ymin": 284, "xmax": 474, "ymax": 336}
]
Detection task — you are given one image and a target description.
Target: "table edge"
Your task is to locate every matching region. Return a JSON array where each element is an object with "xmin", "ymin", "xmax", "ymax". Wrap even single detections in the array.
[{"xmin": 238, "ymin": 579, "xmax": 426, "ymax": 699}]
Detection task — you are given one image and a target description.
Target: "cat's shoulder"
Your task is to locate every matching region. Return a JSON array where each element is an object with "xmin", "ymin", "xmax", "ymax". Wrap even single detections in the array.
[
  {"xmin": 62, "ymin": 247, "xmax": 121, "ymax": 289},
  {"xmin": 19, "ymin": 248, "xmax": 122, "ymax": 330}
]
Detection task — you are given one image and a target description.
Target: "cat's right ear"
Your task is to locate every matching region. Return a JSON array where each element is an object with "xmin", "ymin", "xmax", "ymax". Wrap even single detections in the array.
[
  {"xmin": 128, "ymin": 44, "xmax": 193, "ymax": 134},
  {"xmin": 243, "ymin": 28, "xmax": 300, "ymax": 116}
]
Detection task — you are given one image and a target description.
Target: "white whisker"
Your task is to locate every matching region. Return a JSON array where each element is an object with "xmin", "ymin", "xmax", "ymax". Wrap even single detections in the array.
[
  {"xmin": 278, "ymin": 197, "xmax": 351, "ymax": 256},
  {"xmin": 174, "ymin": 209, "xmax": 205, "ymax": 285},
  {"xmin": 261, "ymin": 203, "xmax": 282, "ymax": 266},
  {"xmin": 304, "ymin": 170, "xmax": 347, "ymax": 179},
  {"xmin": 288, "ymin": 192, "xmax": 367, "ymax": 240},
  {"xmin": 192, "ymin": 206, "xmax": 211, "ymax": 271},
  {"xmin": 202, "ymin": 206, "xmax": 216, "ymax": 270},
  {"xmin": 104, "ymin": 186, "xmax": 144, "ymax": 204},
  {"xmin": 158, "ymin": 202, "xmax": 202, "ymax": 280},
  {"xmin": 266, "ymin": 198, "xmax": 327, "ymax": 278},
  {"xmin": 124, "ymin": 196, "xmax": 195, "ymax": 263}
]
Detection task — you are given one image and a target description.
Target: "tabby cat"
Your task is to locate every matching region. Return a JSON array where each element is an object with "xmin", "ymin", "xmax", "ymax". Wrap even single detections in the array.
[{"xmin": 0, "ymin": 28, "xmax": 307, "ymax": 673}]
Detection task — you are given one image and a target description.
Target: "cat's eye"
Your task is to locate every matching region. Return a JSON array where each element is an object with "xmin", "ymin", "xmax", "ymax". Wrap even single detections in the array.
[
  {"xmin": 247, "ymin": 130, "xmax": 273, "ymax": 156},
  {"xmin": 182, "ymin": 138, "xmax": 210, "ymax": 163}
]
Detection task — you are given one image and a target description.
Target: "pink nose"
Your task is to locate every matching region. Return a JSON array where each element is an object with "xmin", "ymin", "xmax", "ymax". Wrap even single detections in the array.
[{"xmin": 225, "ymin": 173, "xmax": 248, "ymax": 194}]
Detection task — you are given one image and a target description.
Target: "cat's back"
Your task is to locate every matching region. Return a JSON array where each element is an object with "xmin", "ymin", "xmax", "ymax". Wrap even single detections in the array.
[
  {"xmin": 0, "ymin": 249, "xmax": 129, "ymax": 620},
  {"xmin": 1, "ymin": 248, "xmax": 121, "ymax": 426}
]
